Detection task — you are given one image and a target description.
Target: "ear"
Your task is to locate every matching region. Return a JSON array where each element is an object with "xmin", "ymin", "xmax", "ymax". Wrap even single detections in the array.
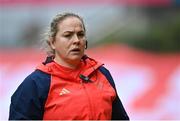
[{"xmin": 49, "ymin": 37, "xmax": 56, "ymax": 49}]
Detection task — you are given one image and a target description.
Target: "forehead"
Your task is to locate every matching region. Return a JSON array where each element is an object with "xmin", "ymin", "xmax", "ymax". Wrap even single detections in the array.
[{"xmin": 57, "ymin": 17, "xmax": 84, "ymax": 32}]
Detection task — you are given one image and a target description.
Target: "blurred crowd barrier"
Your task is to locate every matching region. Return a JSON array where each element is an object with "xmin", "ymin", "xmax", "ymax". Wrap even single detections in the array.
[
  {"xmin": 1, "ymin": 0, "xmax": 180, "ymax": 50},
  {"xmin": 0, "ymin": 44, "xmax": 180, "ymax": 119}
]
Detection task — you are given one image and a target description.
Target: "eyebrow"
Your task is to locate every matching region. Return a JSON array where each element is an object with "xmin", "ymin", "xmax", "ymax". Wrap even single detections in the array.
[
  {"xmin": 63, "ymin": 30, "xmax": 85, "ymax": 34},
  {"xmin": 63, "ymin": 31, "xmax": 73, "ymax": 34}
]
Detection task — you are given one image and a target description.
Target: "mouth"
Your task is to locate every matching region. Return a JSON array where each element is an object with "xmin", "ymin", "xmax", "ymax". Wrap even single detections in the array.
[{"xmin": 70, "ymin": 48, "xmax": 81, "ymax": 53}]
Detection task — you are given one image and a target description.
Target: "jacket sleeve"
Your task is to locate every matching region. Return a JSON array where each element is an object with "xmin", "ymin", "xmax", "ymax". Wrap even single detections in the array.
[
  {"xmin": 9, "ymin": 70, "xmax": 50, "ymax": 120},
  {"xmin": 99, "ymin": 66, "xmax": 129, "ymax": 120}
]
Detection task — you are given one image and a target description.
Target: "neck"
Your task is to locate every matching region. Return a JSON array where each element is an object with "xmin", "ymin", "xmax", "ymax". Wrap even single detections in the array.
[{"xmin": 54, "ymin": 57, "xmax": 81, "ymax": 69}]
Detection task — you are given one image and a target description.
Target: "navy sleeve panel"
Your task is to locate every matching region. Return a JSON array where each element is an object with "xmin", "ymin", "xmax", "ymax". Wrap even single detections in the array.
[
  {"xmin": 99, "ymin": 66, "xmax": 130, "ymax": 120},
  {"xmin": 9, "ymin": 70, "xmax": 51, "ymax": 120}
]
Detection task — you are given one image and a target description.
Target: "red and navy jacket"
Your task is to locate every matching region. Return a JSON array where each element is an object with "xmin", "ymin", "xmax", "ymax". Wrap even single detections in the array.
[{"xmin": 9, "ymin": 56, "xmax": 129, "ymax": 120}]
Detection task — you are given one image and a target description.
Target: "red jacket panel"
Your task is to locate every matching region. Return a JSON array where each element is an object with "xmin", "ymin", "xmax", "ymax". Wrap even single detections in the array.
[{"xmin": 36, "ymin": 57, "xmax": 116, "ymax": 120}]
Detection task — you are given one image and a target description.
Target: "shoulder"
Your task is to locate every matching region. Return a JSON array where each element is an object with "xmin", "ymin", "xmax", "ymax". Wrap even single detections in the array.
[
  {"xmin": 26, "ymin": 69, "xmax": 51, "ymax": 81},
  {"xmin": 23, "ymin": 69, "xmax": 51, "ymax": 87},
  {"xmin": 12, "ymin": 70, "xmax": 51, "ymax": 99},
  {"xmin": 9, "ymin": 70, "xmax": 51, "ymax": 119},
  {"xmin": 98, "ymin": 66, "xmax": 116, "ymax": 90},
  {"xmin": 99, "ymin": 66, "xmax": 110, "ymax": 74}
]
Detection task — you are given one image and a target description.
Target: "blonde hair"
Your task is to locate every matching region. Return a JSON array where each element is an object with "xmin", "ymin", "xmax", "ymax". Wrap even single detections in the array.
[{"xmin": 42, "ymin": 12, "xmax": 86, "ymax": 56}]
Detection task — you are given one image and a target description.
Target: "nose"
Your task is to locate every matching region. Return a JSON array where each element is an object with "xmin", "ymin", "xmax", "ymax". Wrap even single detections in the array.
[{"xmin": 73, "ymin": 34, "xmax": 80, "ymax": 43}]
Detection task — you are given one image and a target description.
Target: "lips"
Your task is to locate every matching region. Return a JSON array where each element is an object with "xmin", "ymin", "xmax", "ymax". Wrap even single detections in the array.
[{"xmin": 70, "ymin": 48, "xmax": 81, "ymax": 52}]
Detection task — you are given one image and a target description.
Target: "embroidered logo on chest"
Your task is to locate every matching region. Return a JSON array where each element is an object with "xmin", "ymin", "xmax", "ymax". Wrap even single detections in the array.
[{"xmin": 59, "ymin": 88, "xmax": 71, "ymax": 96}]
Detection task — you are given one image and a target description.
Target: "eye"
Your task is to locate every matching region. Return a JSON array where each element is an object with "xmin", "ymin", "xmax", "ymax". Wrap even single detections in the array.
[
  {"xmin": 78, "ymin": 32, "xmax": 85, "ymax": 37},
  {"xmin": 63, "ymin": 34, "xmax": 72, "ymax": 38}
]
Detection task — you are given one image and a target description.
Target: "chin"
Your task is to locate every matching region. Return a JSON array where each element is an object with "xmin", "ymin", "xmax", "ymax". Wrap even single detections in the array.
[{"xmin": 69, "ymin": 55, "xmax": 82, "ymax": 61}]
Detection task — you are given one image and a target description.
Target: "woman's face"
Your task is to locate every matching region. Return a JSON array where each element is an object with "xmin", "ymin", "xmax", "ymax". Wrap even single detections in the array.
[{"xmin": 51, "ymin": 17, "xmax": 86, "ymax": 64}]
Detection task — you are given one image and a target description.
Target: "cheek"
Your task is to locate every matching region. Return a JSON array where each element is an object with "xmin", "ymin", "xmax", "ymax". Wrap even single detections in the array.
[
  {"xmin": 54, "ymin": 38, "xmax": 69, "ymax": 49},
  {"xmin": 56, "ymin": 42, "xmax": 68, "ymax": 52},
  {"xmin": 53, "ymin": 41, "xmax": 64, "ymax": 53},
  {"xmin": 81, "ymin": 40, "xmax": 86, "ymax": 47}
]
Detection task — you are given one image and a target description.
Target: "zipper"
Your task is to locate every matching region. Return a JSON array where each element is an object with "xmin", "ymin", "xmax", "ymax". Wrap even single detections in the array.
[{"xmin": 80, "ymin": 81, "xmax": 94, "ymax": 120}]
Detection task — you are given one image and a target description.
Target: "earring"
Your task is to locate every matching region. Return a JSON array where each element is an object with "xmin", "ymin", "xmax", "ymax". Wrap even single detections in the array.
[{"xmin": 85, "ymin": 41, "xmax": 88, "ymax": 49}]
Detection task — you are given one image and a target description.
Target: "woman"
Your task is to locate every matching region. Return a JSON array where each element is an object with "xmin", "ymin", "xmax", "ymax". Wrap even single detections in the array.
[{"xmin": 9, "ymin": 12, "xmax": 129, "ymax": 120}]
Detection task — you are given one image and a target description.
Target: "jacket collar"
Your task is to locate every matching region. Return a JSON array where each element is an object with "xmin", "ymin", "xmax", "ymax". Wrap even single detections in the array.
[{"xmin": 36, "ymin": 55, "xmax": 103, "ymax": 82}]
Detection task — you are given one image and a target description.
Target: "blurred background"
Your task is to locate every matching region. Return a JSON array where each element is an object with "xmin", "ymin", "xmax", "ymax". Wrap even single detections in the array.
[{"xmin": 0, "ymin": 0, "xmax": 180, "ymax": 119}]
